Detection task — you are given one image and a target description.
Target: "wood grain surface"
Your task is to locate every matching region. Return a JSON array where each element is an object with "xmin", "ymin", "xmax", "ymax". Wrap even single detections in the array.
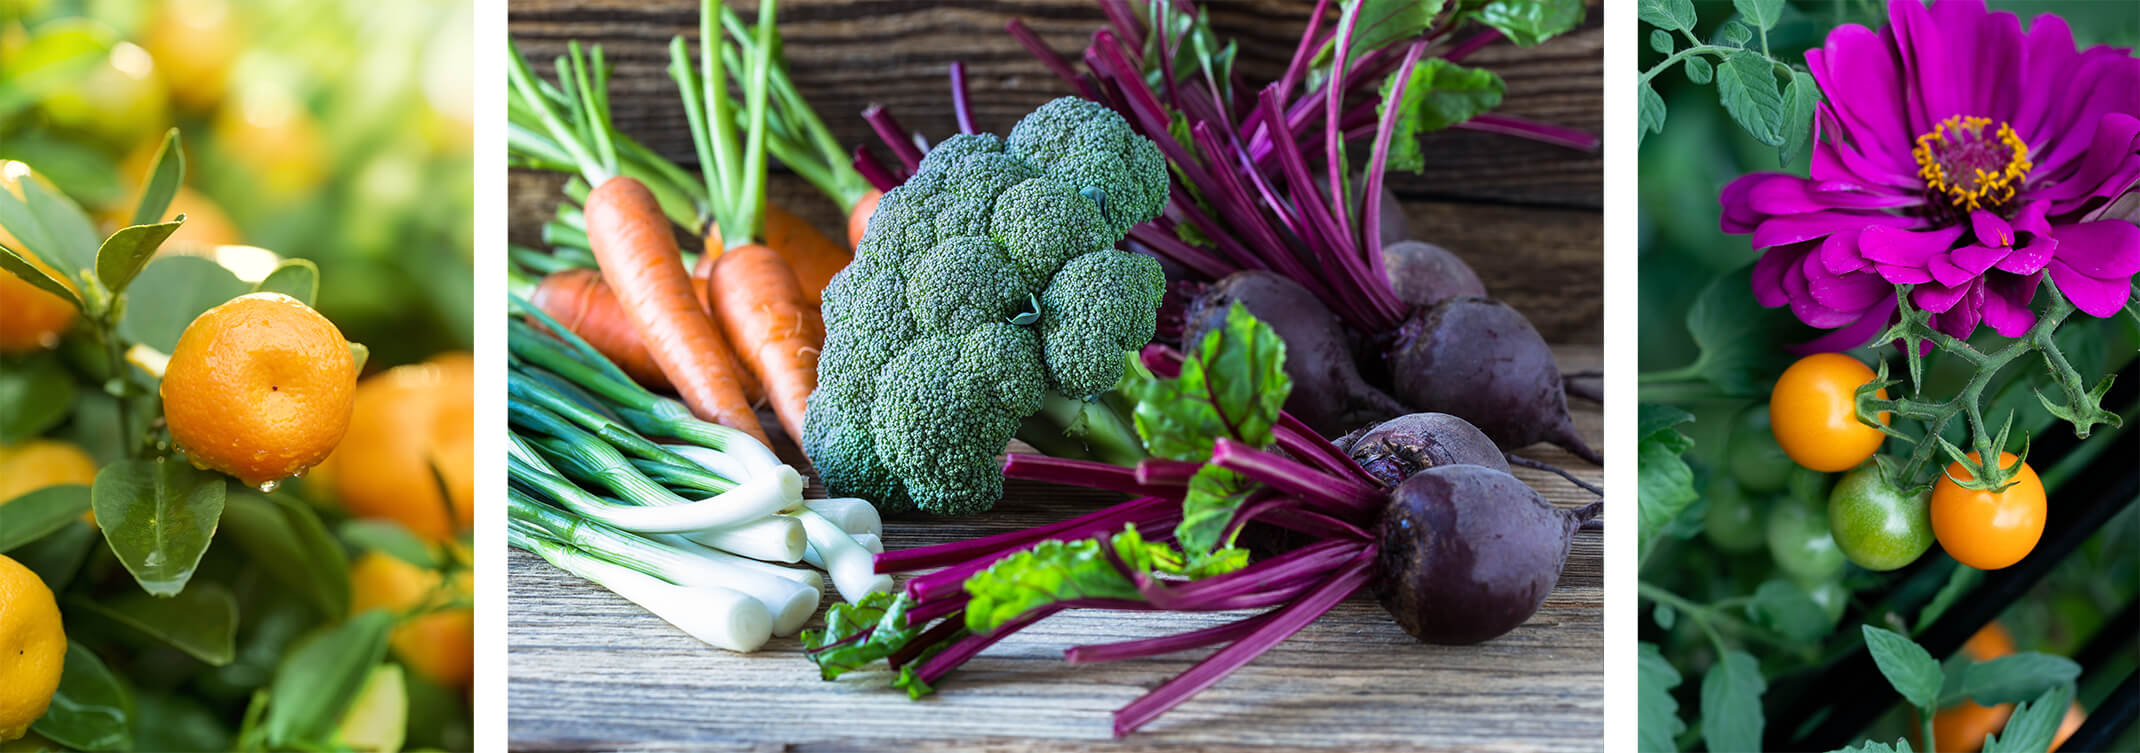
[
  {"xmin": 505, "ymin": 0, "xmax": 1603, "ymax": 342},
  {"xmin": 507, "ymin": 348, "xmax": 1603, "ymax": 752}
]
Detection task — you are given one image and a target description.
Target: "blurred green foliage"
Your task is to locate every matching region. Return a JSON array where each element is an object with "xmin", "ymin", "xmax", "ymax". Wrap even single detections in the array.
[{"xmin": 1, "ymin": 0, "xmax": 473, "ymax": 368}]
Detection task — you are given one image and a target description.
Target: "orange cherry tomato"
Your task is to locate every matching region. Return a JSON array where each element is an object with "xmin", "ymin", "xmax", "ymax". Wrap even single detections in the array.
[
  {"xmin": 1770, "ymin": 353, "xmax": 1889, "ymax": 472},
  {"xmin": 1930, "ymin": 452, "xmax": 2045, "ymax": 570}
]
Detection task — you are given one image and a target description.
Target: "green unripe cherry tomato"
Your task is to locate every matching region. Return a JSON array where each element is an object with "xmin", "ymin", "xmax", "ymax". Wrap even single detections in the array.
[
  {"xmin": 1768, "ymin": 490, "xmax": 1846, "ymax": 582},
  {"xmin": 1703, "ymin": 476, "xmax": 1767, "ymax": 553},
  {"xmin": 1827, "ymin": 465, "xmax": 1933, "ymax": 571},
  {"xmin": 1804, "ymin": 578, "xmax": 1849, "ymax": 626},
  {"xmin": 1728, "ymin": 405, "xmax": 1795, "ymax": 494}
]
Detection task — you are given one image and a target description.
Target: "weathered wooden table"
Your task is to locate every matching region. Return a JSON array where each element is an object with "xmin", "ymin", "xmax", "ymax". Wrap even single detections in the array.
[{"xmin": 507, "ymin": 1, "xmax": 1602, "ymax": 749}]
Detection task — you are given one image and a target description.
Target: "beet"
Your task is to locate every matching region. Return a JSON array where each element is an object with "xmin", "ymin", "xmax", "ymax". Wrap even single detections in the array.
[
  {"xmin": 1388, "ymin": 297, "xmax": 1601, "ymax": 463},
  {"xmin": 1339, "ymin": 412, "xmax": 1509, "ymax": 486},
  {"xmin": 1376, "ymin": 463, "xmax": 1592, "ymax": 645},
  {"xmin": 1380, "ymin": 240, "xmax": 1487, "ymax": 308},
  {"xmin": 1185, "ymin": 271, "xmax": 1408, "ymax": 437}
]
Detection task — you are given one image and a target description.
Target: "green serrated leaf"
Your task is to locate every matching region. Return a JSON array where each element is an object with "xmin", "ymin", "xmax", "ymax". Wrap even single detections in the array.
[
  {"xmin": 1637, "ymin": 0, "xmax": 1696, "ymax": 31},
  {"xmin": 1638, "ymin": 642, "xmax": 1687, "ymax": 752},
  {"xmin": 1638, "ymin": 80, "xmax": 1667, "ymax": 144},
  {"xmin": 1685, "ymin": 56, "xmax": 1715, "ymax": 84},
  {"xmin": 1780, "ymin": 70, "xmax": 1822, "ymax": 167},
  {"xmin": 1864, "ymin": 624, "xmax": 1944, "ymax": 711},
  {"xmin": 1985, "ymin": 685, "xmax": 2073, "ymax": 753},
  {"xmin": 1650, "ymin": 29, "xmax": 1674, "ymax": 54},
  {"xmin": 1734, "ymin": 0, "xmax": 1782, "ymax": 31},
  {"xmin": 30, "ymin": 642, "xmax": 133, "ymax": 752},
  {"xmin": 0, "ymin": 484, "xmax": 92, "ymax": 552},
  {"xmin": 1749, "ymin": 579, "xmax": 1833, "ymax": 641},
  {"xmin": 1960, "ymin": 653, "xmax": 2082, "ymax": 706},
  {"xmin": 1701, "ymin": 651, "xmax": 1766, "ymax": 753},
  {"xmin": 252, "ymin": 258, "xmax": 320, "ymax": 306},
  {"xmin": 1716, "ymin": 49, "xmax": 1786, "ymax": 145},
  {"xmin": 91, "ymin": 457, "xmax": 228, "ymax": 597},
  {"xmin": 1834, "ymin": 739, "xmax": 1917, "ymax": 753},
  {"xmin": 130, "ymin": 129, "xmax": 185, "ymax": 227},
  {"xmin": 1380, "ymin": 58, "xmax": 1505, "ymax": 173},
  {"xmin": 1685, "ymin": 266, "xmax": 1801, "ymax": 394},
  {"xmin": 69, "ymin": 582, "xmax": 239, "ymax": 665},
  {"xmin": 1715, "ymin": 19, "xmax": 1754, "ymax": 47},
  {"xmin": 1638, "ymin": 404, "xmax": 1699, "ymax": 556},
  {"xmin": 93, "ymin": 219, "xmax": 186, "ymax": 295}
]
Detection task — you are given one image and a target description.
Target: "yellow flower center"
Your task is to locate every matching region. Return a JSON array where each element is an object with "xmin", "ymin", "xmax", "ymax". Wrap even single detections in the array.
[{"xmin": 1912, "ymin": 115, "xmax": 2032, "ymax": 212}]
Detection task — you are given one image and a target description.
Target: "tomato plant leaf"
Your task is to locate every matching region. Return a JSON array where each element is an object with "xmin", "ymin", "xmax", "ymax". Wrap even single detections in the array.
[
  {"xmin": 1637, "ymin": 0, "xmax": 1695, "ymax": 31},
  {"xmin": 1684, "ymin": 266, "xmax": 1802, "ymax": 396},
  {"xmin": 0, "ymin": 351, "xmax": 77, "ymax": 441},
  {"xmin": 1749, "ymin": 579, "xmax": 1832, "ymax": 642},
  {"xmin": 1649, "ymin": 29, "xmax": 1673, "ymax": 54},
  {"xmin": 1637, "ymin": 403, "xmax": 1698, "ymax": 557},
  {"xmin": 1715, "ymin": 49, "xmax": 1784, "ymax": 146},
  {"xmin": 1834, "ymin": 740, "xmax": 1916, "ymax": 753},
  {"xmin": 1982, "ymin": 685, "xmax": 2073, "ymax": 753},
  {"xmin": 0, "ymin": 484, "xmax": 91, "ymax": 552},
  {"xmin": 93, "ymin": 458, "xmax": 227, "ymax": 597},
  {"xmin": 252, "ymin": 258, "xmax": 319, "ymax": 306},
  {"xmin": 1699, "ymin": 650, "xmax": 1766, "ymax": 753},
  {"xmin": 68, "ymin": 581, "xmax": 239, "ymax": 666},
  {"xmin": 116, "ymin": 255, "xmax": 251, "ymax": 353},
  {"xmin": 1914, "ymin": 563, "xmax": 1981, "ymax": 632},
  {"xmin": 1637, "ymin": 80, "xmax": 1667, "ymax": 145},
  {"xmin": 1959, "ymin": 652, "xmax": 2081, "ymax": 706},
  {"xmin": 93, "ymin": 218, "xmax": 185, "ymax": 295},
  {"xmin": 1734, "ymin": 0, "xmax": 1782, "ymax": 32},
  {"xmin": 220, "ymin": 492, "xmax": 351, "ymax": 620},
  {"xmin": 1863, "ymin": 624, "xmax": 1944, "ymax": 712},
  {"xmin": 129, "ymin": 129, "xmax": 185, "ymax": 227},
  {"xmin": 31, "ymin": 641, "xmax": 133, "ymax": 752},
  {"xmin": 1778, "ymin": 69, "xmax": 1822, "ymax": 168},
  {"xmin": 264, "ymin": 609, "xmax": 395, "ymax": 750},
  {"xmin": 1637, "ymin": 642, "xmax": 1686, "ymax": 752}
]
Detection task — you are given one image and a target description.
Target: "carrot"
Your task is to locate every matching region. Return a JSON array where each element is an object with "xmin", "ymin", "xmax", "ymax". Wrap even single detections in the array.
[
  {"xmin": 702, "ymin": 203, "xmax": 849, "ymax": 305},
  {"xmin": 584, "ymin": 176, "xmax": 769, "ymax": 447},
  {"xmin": 526, "ymin": 267, "xmax": 764, "ymax": 403},
  {"xmin": 705, "ymin": 244, "xmax": 820, "ymax": 444},
  {"xmin": 847, "ymin": 188, "xmax": 882, "ymax": 249}
]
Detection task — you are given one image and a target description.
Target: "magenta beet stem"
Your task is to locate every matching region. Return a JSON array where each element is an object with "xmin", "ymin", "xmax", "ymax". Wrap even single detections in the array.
[
  {"xmin": 949, "ymin": 61, "xmax": 977, "ymax": 135},
  {"xmin": 875, "ymin": 493, "xmax": 1175, "ymax": 573},
  {"xmin": 860, "ymin": 105, "xmax": 926, "ymax": 172},
  {"xmin": 851, "ymin": 145, "xmax": 902, "ymax": 192},
  {"xmin": 1065, "ymin": 610, "xmax": 1277, "ymax": 664},
  {"xmin": 1005, "ymin": 19, "xmax": 1097, "ymax": 99},
  {"xmin": 1111, "ymin": 549, "xmax": 1378, "ymax": 736},
  {"xmin": 1456, "ymin": 114, "xmax": 1601, "ymax": 152},
  {"xmin": 1442, "ymin": 28, "xmax": 1503, "ymax": 62},
  {"xmin": 1002, "ymin": 453, "xmax": 1161, "ymax": 497},
  {"xmin": 1210, "ymin": 438, "xmax": 1382, "ymax": 518}
]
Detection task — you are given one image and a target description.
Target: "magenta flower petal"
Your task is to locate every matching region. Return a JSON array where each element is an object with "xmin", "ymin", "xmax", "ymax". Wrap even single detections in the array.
[
  {"xmin": 1751, "ymin": 242, "xmax": 1802, "ymax": 309},
  {"xmin": 1971, "ymin": 211, "xmax": 2015, "ymax": 247},
  {"xmin": 1912, "ymin": 281, "xmax": 1970, "ymax": 313},
  {"xmin": 1756, "ymin": 211, "xmax": 1916, "ymax": 250},
  {"xmin": 2044, "ymin": 220, "xmax": 2140, "ymax": 316},
  {"xmin": 2009, "ymin": 12, "xmax": 2080, "ymax": 139},
  {"xmin": 1950, "ymin": 244, "xmax": 2011, "ymax": 277},
  {"xmin": 1808, "ymin": 24, "xmax": 1915, "ymax": 170},
  {"xmin": 2029, "ymin": 55, "xmax": 2140, "ymax": 176},
  {"xmin": 1790, "ymin": 297, "xmax": 1897, "ymax": 356},
  {"xmin": 1803, "ymin": 252, "xmax": 1891, "ymax": 313},
  {"xmin": 1861, "ymin": 225, "xmax": 1967, "ymax": 268},
  {"xmin": 1820, "ymin": 229, "xmax": 1871, "ymax": 275},
  {"xmin": 2039, "ymin": 113, "xmax": 2140, "ymax": 215},
  {"xmin": 1981, "ymin": 273, "xmax": 2042, "ymax": 336}
]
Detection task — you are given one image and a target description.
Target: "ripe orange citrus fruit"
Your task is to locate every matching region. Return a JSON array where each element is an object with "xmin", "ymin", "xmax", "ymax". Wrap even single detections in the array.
[
  {"xmin": 349, "ymin": 551, "xmax": 472, "ymax": 689},
  {"xmin": 160, "ymin": 292, "xmax": 355, "ymax": 488},
  {"xmin": 0, "ymin": 553, "xmax": 65, "ymax": 742},
  {"xmin": 317, "ymin": 353, "xmax": 473, "ymax": 540},
  {"xmin": 0, "ymin": 175, "xmax": 79, "ymax": 355}
]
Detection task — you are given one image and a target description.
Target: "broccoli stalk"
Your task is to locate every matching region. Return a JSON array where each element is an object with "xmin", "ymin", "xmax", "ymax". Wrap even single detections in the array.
[{"xmin": 1017, "ymin": 390, "xmax": 1147, "ymax": 468}]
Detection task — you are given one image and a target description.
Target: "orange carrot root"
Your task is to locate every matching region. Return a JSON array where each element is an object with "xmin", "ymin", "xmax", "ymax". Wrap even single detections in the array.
[{"xmin": 707, "ymin": 244, "xmax": 821, "ymax": 446}]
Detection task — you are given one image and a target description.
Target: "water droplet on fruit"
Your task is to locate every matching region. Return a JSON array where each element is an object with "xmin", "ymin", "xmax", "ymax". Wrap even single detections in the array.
[
  {"xmin": 257, "ymin": 479, "xmax": 280, "ymax": 493},
  {"xmin": 292, "ymin": 466, "xmax": 309, "ymax": 478}
]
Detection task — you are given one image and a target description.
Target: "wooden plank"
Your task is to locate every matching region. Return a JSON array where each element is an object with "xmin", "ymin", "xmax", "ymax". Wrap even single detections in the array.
[
  {"xmin": 507, "ymin": 348, "xmax": 1604, "ymax": 751},
  {"xmin": 505, "ymin": 0, "xmax": 1602, "ymax": 209}
]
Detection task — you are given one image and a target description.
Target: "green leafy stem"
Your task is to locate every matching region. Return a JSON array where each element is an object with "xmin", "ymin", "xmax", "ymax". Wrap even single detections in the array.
[
  {"xmin": 1637, "ymin": 0, "xmax": 1822, "ymax": 166},
  {"xmin": 1855, "ymin": 281, "xmax": 2120, "ymax": 493}
]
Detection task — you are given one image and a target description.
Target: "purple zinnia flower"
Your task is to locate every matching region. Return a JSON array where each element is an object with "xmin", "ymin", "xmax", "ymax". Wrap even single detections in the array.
[{"xmin": 1719, "ymin": 0, "xmax": 2140, "ymax": 349}]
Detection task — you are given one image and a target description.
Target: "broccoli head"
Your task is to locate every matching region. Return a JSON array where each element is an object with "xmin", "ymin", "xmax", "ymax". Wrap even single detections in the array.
[{"xmin": 801, "ymin": 97, "xmax": 1169, "ymax": 515}]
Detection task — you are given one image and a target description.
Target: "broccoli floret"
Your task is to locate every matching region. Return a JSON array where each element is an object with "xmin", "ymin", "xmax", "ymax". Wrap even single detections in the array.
[
  {"xmin": 1039, "ymin": 250, "xmax": 1165, "ymax": 398},
  {"xmin": 801, "ymin": 96, "xmax": 1169, "ymax": 515}
]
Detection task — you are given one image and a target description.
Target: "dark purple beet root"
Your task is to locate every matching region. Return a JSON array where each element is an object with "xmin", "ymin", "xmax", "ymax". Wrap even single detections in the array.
[
  {"xmin": 1380, "ymin": 240, "xmax": 1486, "ymax": 308},
  {"xmin": 1340, "ymin": 412, "xmax": 1509, "ymax": 486},
  {"xmin": 1376, "ymin": 464, "xmax": 1586, "ymax": 645},
  {"xmin": 1185, "ymin": 271, "xmax": 1408, "ymax": 437},
  {"xmin": 1375, "ymin": 184, "xmax": 1408, "ymax": 249},
  {"xmin": 1388, "ymin": 297, "xmax": 1601, "ymax": 464}
]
